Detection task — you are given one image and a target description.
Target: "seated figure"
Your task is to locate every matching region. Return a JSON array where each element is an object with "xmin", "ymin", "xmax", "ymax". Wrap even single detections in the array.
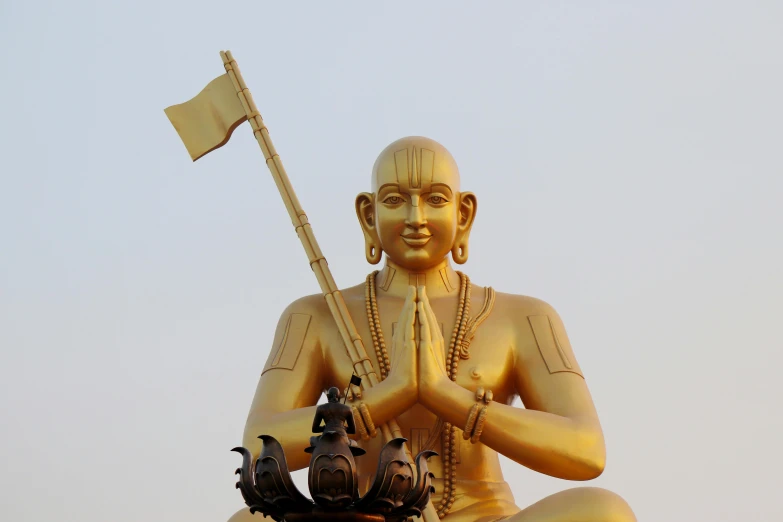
[
  {"xmin": 229, "ymin": 136, "xmax": 636, "ymax": 521},
  {"xmin": 307, "ymin": 386, "xmax": 364, "ymax": 455}
]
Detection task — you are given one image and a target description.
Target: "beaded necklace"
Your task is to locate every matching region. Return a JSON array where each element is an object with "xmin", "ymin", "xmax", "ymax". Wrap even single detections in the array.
[{"xmin": 364, "ymin": 270, "xmax": 471, "ymax": 518}]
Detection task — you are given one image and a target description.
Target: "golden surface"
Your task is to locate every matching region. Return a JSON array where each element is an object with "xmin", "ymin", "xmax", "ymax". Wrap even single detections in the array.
[
  {"xmin": 168, "ymin": 52, "xmax": 441, "ymax": 518},
  {"xmin": 216, "ymin": 52, "xmax": 436, "ymax": 518},
  {"xmin": 227, "ymin": 136, "xmax": 637, "ymax": 521},
  {"xmin": 164, "ymin": 50, "xmax": 635, "ymax": 521}
]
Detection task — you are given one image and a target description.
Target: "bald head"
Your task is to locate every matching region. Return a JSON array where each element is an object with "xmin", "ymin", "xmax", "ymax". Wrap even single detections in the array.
[
  {"xmin": 356, "ymin": 136, "xmax": 475, "ymax": 268},
  {"xmin": 371, "ymin": 136, "xmax": 461, "ymax": 193}
]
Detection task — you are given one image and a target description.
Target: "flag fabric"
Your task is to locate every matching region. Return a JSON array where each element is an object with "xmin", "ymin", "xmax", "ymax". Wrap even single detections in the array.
[
  {"xmin": 164, "ymin": 74, "xmax": 247, "ymax": 161},
  {"xmin": 350, "ymin": 374, "xmax": 362, "ymax": 387}
]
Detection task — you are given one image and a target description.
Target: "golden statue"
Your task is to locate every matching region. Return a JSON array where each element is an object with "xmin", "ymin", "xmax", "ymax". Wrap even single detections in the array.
[
  {"xmin": 165, "ymin": 52, "xmax": 636, "ymax": 522},
  {"xmin": 226, "ymin": 136, "xmax": 637, "ymax": 521}
]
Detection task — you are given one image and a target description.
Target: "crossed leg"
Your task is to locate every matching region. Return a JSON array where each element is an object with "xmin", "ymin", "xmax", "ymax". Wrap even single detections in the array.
[{"xmin": 506, "ymin": 487, "xmax": 636, "ymax": 522}]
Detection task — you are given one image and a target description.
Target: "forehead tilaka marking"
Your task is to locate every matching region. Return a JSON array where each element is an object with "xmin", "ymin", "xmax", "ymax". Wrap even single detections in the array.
[{"xmin": 393, "ymin": 146, "xmax": 435, "ymax": 192}]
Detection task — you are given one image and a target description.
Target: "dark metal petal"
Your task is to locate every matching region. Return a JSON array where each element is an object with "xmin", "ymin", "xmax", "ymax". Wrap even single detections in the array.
[
  {"xmin": 399, "ymin": 449, "xmax": 438, "ymax": 513},
  {"xmin": 355, "ymin": 438, "xmax": 417, "ymax": 513},
  {"xmin": 255, "ymin": 435, "xmax": 312, "ymax": 510},
  {"xmin": 231, "ymin": 446, "xmax": 274, "ymax": 515}
]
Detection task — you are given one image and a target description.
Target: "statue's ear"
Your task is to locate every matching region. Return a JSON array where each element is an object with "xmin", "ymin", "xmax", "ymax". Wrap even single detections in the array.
[
  {"xmin": 355, "ymin": 192, "xmax": 383, "ymax": 264},
  {"xmin": 452, "ymin": 192, "xmax": 477, "ymax": 264}
]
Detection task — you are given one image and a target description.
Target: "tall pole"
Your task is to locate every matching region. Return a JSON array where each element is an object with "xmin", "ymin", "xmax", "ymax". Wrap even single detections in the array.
[
  {"xmin": 219, "ymin": 49, "xmax": 398, "ymax": 433},
  {"xmin": 227, "ymin": 46, "xmax": 422, "ymax": 437},
  {"xmin": 220, "ymin": 51, "xmax": 441, "ymax": 522}
]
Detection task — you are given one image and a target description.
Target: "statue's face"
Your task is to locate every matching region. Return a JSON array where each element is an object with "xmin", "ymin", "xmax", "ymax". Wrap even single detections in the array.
[
  {"xmin": 374, "ymin": 165, "xmax": 459, "ymax": 270},
  {"xmin": 356, "ymin": 137, "xmax": 475, "ymax": 270}
]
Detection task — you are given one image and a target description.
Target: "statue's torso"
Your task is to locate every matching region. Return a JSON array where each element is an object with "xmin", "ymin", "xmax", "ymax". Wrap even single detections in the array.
[
  {"xmin": 244, "ymin": 274, "xmax": 602, "ymax": 521},
  {"xmin": 317, "ymin": 403, "xmax": 352, "ymax": 434},
  {"xmin": 308, "ymin": 281, "xmax": 536, "ymax": 507}
]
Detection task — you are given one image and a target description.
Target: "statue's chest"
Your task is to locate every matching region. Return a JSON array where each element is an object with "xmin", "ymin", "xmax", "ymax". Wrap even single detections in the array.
[{"xmin": 323, "ymin": 296, "xmax": 516, "ymax": 401}]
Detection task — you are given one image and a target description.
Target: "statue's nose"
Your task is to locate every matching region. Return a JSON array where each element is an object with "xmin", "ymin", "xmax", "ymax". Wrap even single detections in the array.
[{"xmin": 405, "ymin": 200, "xmax": 427, "ymax": 228}]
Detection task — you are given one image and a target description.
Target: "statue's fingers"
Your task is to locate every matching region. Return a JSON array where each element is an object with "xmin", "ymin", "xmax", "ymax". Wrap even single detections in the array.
[
  {"xmin": 404, "ymin": 286, "xmax": 418, "ymax": 342},
  {"xmin": 404, "ymin": 339, "xmax": 417, "ymax": 360},
  {"xmin": 417, "ymin": 285, "xmax": 429, "ymax": 307},
  {"xmin": 417, "ymin": 301, "xmax": 432, "ymax": 342},
  {"xmin": 423, "ymin": 293, "xmax": 447, "ymax": 370},
  {"xmin": 419, "ymin": 301, "xmax": 445, "ymax": 373},
  {"xmin": 419, "ymin": 286, "xmax": 444, "ymax": 344},
  {"xmin": 392, "ymin": 286, "xmax": 415, "ymax": 353},
  {"xmin": 405, "ymin": 285, "xmax": 417, "ymax": 306},
  {"xmin": 427, "ymin": 298, "xmax": 445, "ymax": 345}
]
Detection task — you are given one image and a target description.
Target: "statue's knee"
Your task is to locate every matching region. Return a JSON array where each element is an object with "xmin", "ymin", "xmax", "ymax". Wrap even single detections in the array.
[{"xmin": 577, "ymin": 487, "xmax": 636, "ymax": 522}]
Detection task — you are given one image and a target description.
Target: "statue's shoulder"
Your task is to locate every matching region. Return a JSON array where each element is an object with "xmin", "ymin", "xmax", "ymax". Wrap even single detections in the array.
[
  {"xmin": 280, "ymin": 281, "xmax": 366, "ymax": 323},
  {"xmin": 486, "ymin": 288, "xmax": 561, "ymax": 319},
  {"xmin": 279, "ymin": 292, "xmax": 330, "ymax": 322},
  {"xmin": 338, "ymin": 281, "xmax": 369, "ymax": 303},
  {"xmin": 489, "ymin": 289, "xmax": 583, "ymax": 374}
]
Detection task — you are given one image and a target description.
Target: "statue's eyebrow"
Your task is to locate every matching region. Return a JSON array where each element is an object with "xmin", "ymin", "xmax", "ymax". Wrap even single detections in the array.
[
  {"xmin": 377, "ymin": 183, "xmax": 402, "ymax": 194},
  {"xmin": 429, "ymin": 183, "xmax": 454, "ymax": 197}
]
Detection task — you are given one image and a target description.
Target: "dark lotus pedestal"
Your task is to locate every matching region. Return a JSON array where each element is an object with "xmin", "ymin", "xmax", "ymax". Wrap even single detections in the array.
[{"xmin": 232, "ymin": 390, "xmax": 436, "ymax": 522}]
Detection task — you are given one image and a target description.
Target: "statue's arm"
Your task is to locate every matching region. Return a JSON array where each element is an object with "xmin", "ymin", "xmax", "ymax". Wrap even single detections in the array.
[
  {"xmin": 311, "ymin": 410, "xmax": 325, "ymax": 433},
  {"xmin": 345, "ymin": 407, "xmax": 357, "ymax": 435},
  {"xmin": 242, "ymin": 296, "xmax": 326, "ymax": 471},
  {"xmin": 421, "ymin": 297, "xmax": 605, "ymax": 481}
]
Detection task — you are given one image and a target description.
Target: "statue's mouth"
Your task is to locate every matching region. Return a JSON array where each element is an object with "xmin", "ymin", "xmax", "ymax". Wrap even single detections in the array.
[{"xmin": 401, "ymin": 233, "xmax": 432, "ymax": 247}]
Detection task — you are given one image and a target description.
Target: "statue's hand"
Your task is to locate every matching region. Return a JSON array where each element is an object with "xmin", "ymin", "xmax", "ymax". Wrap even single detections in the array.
[
  {"xmin": 384, "ymin": 285, "xmax": 419, "ymax": 405},
  {"xmin": 416, "ymin": 286, "xmax": 449, "ymax": 397}
]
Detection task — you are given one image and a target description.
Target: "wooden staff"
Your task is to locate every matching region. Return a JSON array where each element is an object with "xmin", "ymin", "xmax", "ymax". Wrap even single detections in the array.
[
  {"xmin": 219, "ymin": 50, "xmax": 402, "ymax": 438},
  {"xmin": 221, "ymin": 52, "xmax": 441, "ymax": 522}
]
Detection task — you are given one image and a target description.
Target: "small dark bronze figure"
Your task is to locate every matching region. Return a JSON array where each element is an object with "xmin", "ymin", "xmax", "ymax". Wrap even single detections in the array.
[
  {"xmin": 233, "ymin": 387, "xmax": 436, "ymax": 521},
  {"xmin": 305, "ymin": 387, "xmax": 365, "ymax": 508},
  {"xmin": 307, "ymin": 387, "xmax": 365, "ymax": 454},
  {"xmin": 306, "ymin": 387, "xmax": 365, "ymax": 508}
]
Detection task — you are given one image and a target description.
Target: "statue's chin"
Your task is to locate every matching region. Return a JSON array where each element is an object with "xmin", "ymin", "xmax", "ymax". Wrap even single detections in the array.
[{"xmin": 386, "ymin": 250, "xmax": 450, "ymax": 272}]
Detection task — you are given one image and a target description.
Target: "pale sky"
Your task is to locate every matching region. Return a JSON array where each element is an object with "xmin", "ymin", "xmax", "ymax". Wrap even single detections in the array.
[{"xmin": 1, "ymin": 2, "xmax": 782, "ymax": 521}]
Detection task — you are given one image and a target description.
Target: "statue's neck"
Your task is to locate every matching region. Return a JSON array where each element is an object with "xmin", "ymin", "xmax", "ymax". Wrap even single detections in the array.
[{"xmin": 374, "ymin": 258, "xmax": 461, "ymax": 299}]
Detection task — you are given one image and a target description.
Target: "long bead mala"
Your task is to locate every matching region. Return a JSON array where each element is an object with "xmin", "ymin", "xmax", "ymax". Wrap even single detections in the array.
[
  {"xmin": 365, "ymin": 272, "xmax": 391, "ymax": 379},
  {"xmin": 438, "ymin": 272, "xmax": 471, "ymax": 518},
  {"xmin": 364, "ymin": 270, "xmax": 471, "ymax": 519}
]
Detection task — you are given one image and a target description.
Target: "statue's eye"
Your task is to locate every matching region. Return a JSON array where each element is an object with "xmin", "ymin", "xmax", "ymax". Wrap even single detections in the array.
[
  {"xmin": 428, "ymin": 195, "xmax": 447, "ymax": 204},
  {"xmin": 383, "ymin": 196, "xmax": 404, "ymax": 204}
]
